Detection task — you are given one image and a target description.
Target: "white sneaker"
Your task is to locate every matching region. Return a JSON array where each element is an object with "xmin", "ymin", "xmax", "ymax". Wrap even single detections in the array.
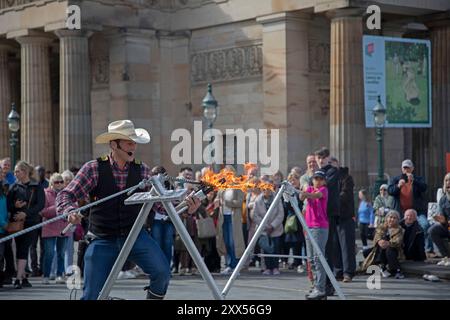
[
  {"xmin": 42, "ymin": 277, "xmax": 50, "ymax": 285},
  {"xmin": 381, "ymin": 270, "xmax": 391, "ymax": 278},
  {"xmin": 220, "ymin": 267, "xmax": 233, "ymax": 275},
  {"xmin": 437, "ymin": 257, "xmax": 449, "ymax": 266},
  {"xmin": 55, "ymin": 276, "xmax": 66, "ymax": 284},
  {"xmin": 117, "ymin": 271, "xmax": 136, "ymax": 280},
  {"xmin": 297, "ymin": 265, "xmax": 305, "ymax": 274}
]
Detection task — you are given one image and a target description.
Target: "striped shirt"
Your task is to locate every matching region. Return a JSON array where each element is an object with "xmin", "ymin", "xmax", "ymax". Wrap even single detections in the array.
[{"xmin": 56, "ymin": 155, "xmax": 151, "ymax": 215}]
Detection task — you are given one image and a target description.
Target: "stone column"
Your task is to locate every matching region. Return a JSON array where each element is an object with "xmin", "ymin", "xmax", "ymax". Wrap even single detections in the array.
[
  {"xmin": 16, "ymin": 34, "xmax": 54, "ymax": 171},
  {"xmin": 328, "ymin": 9, "xmax": 368, "ymax": 187},
  {"xmin": 257, "ymin": 12, "xmax": 311, "ymax": 175},
  {"xmin": 0, "ymin": 41, "xmax": 13, "ymax": 158},
  {"xmin": 428, "ymin": 25, "xmax": 450, "ymax": 194},
  {"xmin": 56, "ymin": 30, "xmax": 92, "ymax": 170},
  {"xmin": 105, "ymin": 29, "xmax": 155, "ymax": 164}
]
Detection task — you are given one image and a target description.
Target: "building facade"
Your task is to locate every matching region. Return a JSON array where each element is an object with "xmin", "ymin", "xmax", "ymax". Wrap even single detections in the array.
[{"xmin": 0, "ymin": 0, "xmax": 449, "ymax": 195}]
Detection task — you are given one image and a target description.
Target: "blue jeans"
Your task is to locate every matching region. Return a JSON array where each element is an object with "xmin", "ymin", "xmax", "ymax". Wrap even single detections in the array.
[
  {"xmin": 265, "ymin": 236, "xmax": 282, "ymax": 270},
  {"xmin": 82, "ymin": 229, "xmax": 170, "ymax": 300},
  {"xmin": 43, "ymin": 237, "xmax": 68, "ymax": 278},
  {"xmin": 222, "ymin": 215, "xmax": 238, "ymax": 269},
  {"xmin": 305, "ymin": 228, "xmax": 329, "ymax": 294},
  {"xmin": 417, "ymin": 215, "xmax": 434, "ymax": 252},
  {"xmin": 151, "ymin": 220, "xmax": 175, "ymax": 266},
  {"xmin": 65, "ymin": 234, "xmax": 74, "ymax": 273}
]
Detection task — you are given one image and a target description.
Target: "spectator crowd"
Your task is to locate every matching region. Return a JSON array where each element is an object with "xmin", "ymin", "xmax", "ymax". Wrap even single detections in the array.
[{"xmin": 0, "ymin": 147, "xmax": 449, "ymax": 300}]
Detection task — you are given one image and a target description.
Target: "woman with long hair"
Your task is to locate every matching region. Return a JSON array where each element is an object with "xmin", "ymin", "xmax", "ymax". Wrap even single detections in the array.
[{"xmin": 7, "ymin": 161, "xmax": 45, "ymax": 289}]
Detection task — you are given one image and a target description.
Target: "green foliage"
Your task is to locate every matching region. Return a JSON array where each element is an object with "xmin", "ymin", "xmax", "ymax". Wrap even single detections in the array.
[
  {"xmin": 385, "ymin": 41, "xmax": 428, "ymax": 62},
  {"xmin": 387, "ymin": 101, "xmax": 417, "ymax": 122}
]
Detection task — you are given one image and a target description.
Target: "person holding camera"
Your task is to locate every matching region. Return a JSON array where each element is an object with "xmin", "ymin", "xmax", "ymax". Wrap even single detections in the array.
[
  {"xmin": 388, "ymin": 159, "xmax": 431, "ymax": 254},
  {"xmin": 429, "ymin": 173, "xmax": 450, "ymax": 266}
]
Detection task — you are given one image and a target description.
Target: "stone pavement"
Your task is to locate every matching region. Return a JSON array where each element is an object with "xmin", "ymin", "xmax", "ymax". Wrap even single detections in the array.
[{"xmin": 0, "ymin": 267, "xmax": 449, "ymax": 300}]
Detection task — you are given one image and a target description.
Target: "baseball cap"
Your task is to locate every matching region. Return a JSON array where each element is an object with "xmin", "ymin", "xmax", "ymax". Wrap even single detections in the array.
[
  {"xmin": 312, "ymin": 170, "xmax": 326, "ymax": 180},
  {"xmin": 402, "ymin": 159, "xmax": 414, "ymax": 168}
]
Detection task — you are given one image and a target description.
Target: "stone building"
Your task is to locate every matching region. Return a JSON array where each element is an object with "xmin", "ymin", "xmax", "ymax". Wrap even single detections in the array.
[{"xmin": 0, "ymin": 0, "xmax": 449, "ymax": 195}]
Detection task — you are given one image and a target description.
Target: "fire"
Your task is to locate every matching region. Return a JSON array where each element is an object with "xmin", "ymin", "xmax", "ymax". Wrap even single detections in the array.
[{"xmin": 201, "ymin": 163, "xmax": 274, "ymax": 192}]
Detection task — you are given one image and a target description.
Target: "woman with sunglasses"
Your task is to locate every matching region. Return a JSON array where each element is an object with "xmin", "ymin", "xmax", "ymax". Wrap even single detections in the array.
[
  {"xmin": 373, "ymin": 184, "xmax": 394, "ymax": 228},
  {"xmin": 40, "ymin": 173, "xmax": 70, "ymax": 284}
]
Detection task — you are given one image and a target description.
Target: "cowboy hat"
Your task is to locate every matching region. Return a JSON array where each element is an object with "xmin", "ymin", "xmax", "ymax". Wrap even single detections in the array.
[{"xmin": 95, "ymin": 120, "xmax": 151, "ymax": 144}]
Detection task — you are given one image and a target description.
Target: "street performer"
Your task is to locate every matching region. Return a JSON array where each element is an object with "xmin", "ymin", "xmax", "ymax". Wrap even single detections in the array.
[{"xmin": 56, "ymin": 120, "xmax": 201, "ymax": 300}]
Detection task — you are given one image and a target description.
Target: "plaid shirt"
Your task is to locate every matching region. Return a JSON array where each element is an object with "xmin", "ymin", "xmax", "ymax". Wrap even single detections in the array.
[{"xmin": 56, "ymin": 155, "xmax": 151, "ymax": 215}]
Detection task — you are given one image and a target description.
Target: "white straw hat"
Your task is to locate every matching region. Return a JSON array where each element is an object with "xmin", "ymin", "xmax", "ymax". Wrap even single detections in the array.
[{"xmin": 95, "ymin": 120, "xmax": 150, "ymax": 144}]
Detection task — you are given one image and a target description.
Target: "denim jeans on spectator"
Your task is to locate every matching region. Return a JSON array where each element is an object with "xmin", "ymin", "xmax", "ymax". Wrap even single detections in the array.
[
  {"xmin": 264, "ymin": 236, "xmax": 282, "ymax": 270},
  {"xmin": 417, "ymin": 214, "xmax": 434, "ymax": 252},
  {"xmin": 65, "ymin": 234, "xmax": 74, "ymax": 273},
  {"xmin": 151, "ymin": 220, "xmax": 175, "ymax": 265},
  {"xmin": 222, "ymin": 215, "xmax": 237, "ymax": 269},
  {"xmin": 334, "ymin": 218, "xmax": 356, "ymax": 277},
  {"xmin": 43, "ymin": 237, "xmax": 68, "ymax": 278},
  {"xmin": 306, "ymin": 227, "xmax": 329, "ymax": 294},
  {"xmin": 82, "ymin": 229, "xmax": 170, "ymax": 300}
]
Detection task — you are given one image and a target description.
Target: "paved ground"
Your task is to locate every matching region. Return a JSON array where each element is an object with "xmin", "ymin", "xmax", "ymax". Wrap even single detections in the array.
[{"xmin": 0, "ymin": 267, "xmax": 449, "ymax": 300}]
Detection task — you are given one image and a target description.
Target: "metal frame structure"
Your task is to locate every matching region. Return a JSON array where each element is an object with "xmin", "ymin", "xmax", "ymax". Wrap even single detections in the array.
[
  {"xmin": 99, "ymin": 178, "xmax": 345, "ymax": 300},
  {"xmin": 97, "ymin": 175, "xmax": 223, "ymax": 300}
]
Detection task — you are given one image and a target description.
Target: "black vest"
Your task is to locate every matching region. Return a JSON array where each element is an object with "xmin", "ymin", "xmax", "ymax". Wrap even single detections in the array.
[{"xmin": 88, "ymin": 157, "xmax": 142, "ymax": 237}]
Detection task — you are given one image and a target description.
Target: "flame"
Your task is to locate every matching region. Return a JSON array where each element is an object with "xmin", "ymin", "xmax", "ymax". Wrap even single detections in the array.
[{"xmin": 201, "ymin": 163, "xmax": 274, "ymax": 192}]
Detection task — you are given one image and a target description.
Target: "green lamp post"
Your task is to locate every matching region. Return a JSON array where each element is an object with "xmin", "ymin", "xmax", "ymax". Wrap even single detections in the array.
[
  {"xmin": 373, "ymin": 95, "xmax": 388, "ymax": 196},
  {"xmin": 202, "ymin": 84, "xmax": 218, "ymax": 169},
  {"xmin": 7, "ymin": 102, "xmax": 20, "ymax": 170},
  {"xmin": 202, "ymin": 83, "xmax": 218, "ymax": 129}
]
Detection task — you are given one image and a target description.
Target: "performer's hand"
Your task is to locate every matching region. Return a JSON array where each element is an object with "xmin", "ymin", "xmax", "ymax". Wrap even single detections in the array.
[
  {"xmin": 68, "ymin": 212, "xmax": 82, "ymax": 225},
  {"xmin": 186, "ymin": 196, "xmax": 201, "ymax": 214}
]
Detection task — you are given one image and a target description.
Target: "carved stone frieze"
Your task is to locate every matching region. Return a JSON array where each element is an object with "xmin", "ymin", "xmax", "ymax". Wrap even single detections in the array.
[
  {"xmin": 191, "ymin": 44, "xmax": 262, "ymax": 84},
  {"xmin": 308, "ymin": 41, "xmax": 330, "ymax": 74}
]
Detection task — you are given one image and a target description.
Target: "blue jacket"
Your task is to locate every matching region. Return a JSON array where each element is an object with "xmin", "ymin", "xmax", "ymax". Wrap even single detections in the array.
[
  {"xmin": 0, "ymin": 195, "xmax": 8, "ymax": 234},
  {"xmin": 358, "ymin": 201, "xmax": 374, "ymax": 225}
]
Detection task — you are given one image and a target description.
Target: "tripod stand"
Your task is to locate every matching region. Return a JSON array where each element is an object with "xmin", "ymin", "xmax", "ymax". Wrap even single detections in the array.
[{"xmin": 97, "ymin": 174, "xmax": 223, "ymax": 300}]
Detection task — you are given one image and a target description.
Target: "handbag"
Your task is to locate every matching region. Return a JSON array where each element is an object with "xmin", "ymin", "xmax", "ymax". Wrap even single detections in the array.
[
  {"xmin": 258, "ymin": 234, "xmax": 274, "ymax": 254},
  {"xmin": 196, "ymin": 215, "xmax": 216, "ymax": 239},
  {"xmin": 284, "ymin": 215, "xmax": 298, "ymax": 234},
  {"xmin": 5, "ymin": 219, "xmax": 24, "ymax": 234},
  {"xmin": 6, "ymin": 188, "xmax": 35, "ymax": 235}
]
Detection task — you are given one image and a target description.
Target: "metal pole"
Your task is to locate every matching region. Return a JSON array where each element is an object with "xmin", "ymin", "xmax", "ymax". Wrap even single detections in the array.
[
  {"xmin": 97, "ymin": 198, "xmax": 155, "ymax": 300},
  {"xmin": 221, "ymin": 184, "xmax": 286, "ymax": 298},
  {"xmin": 288, "ymin": 191, "xmax": 346, "ymax": 300},
  {"xmin": 10, "ymin": 132, "xmax": 17, "ymax": 170},
  {"xmin": 254, "ymin": 254, "xmax": 307, "ymax": 259},
  {"xmin": 151, "ymin": 176, "xmax": 224, "ymax": 300},
  {"xmin": 0, "ymin": 179, "xmax": 150, "ymax": 245}
]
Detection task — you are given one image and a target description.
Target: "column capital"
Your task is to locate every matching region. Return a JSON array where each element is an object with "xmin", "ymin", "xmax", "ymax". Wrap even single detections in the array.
[
  {"xmin": 326, "ymin": 8, "xmax": 365, "ymax": 20},
  {"xmin": 54, "ymin": 29, "xmax": 93, "ymax": 39},
  {"xmin": 13, "ymin": 31, "xmax": 54, "ymax": 45}
]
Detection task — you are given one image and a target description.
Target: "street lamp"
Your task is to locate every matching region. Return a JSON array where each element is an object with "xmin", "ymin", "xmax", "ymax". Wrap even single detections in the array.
[
  {"xmin": 373, "ymin": 95, "xmax": 387, "ymax": 196},
  {"xmin": 7, "ymin": 102, "xmax": 20, "ymax": 169},
  {"xmin": 202, "ymin": 83, "xmax": 218, "ymax": 170},
  {"xmin": 202, "ymin": 83, "xmax": 218, "ymax": 129}
]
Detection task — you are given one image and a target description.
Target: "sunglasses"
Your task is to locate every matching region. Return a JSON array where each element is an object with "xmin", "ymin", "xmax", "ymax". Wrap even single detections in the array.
[{"xmin": 54, "ymin": 181, "xmax": 64, "ymax": 184}]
